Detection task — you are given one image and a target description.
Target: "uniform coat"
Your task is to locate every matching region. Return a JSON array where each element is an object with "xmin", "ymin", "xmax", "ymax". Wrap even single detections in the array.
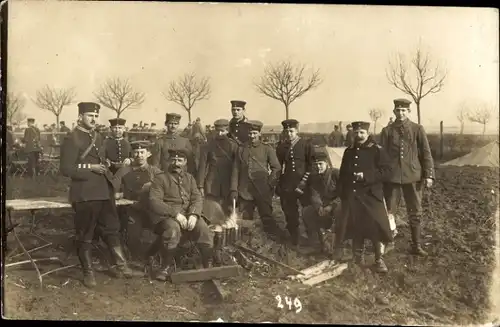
[
  {"xmin": 23, "ymin": 125, "xmax": 42, "ymax": 153},
  {"xmin": 197, "ymin": 135, "xmax": 238, "ymax": 199},
  {"xmin": 228, "ymin": 117, "xmax": 250, "ymax": 145},
  {"xmin": 231, "ymin": 141, "xmax": 281, "ymax": 201},
  {"xmin": 379, "ymin": 119, "xmax": 434, "ymax": 184},
  {"xmin": 151, "ymin": 133, "xmax": 196, "ymax": 175},
  {"xmin": 336, "ymin": 139, "xmax": 393, "ymax": 243},
  {"xmin": 149, "ymin": 169, "xmax": 203, "ymax": 226},
  {"xmin": 59, "ymin": 126, "xmax": 113, "ymax": 203},
  {"xmin": 309, "ymin": 167, "xmax": 341, "ymax": 213},
  {"xmin": 103, "ymin": 137, "xmax": 132, "ymax": 173}
]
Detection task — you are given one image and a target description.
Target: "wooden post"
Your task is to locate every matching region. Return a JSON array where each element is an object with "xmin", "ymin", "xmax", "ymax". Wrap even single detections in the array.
[{"xmin": 440, "ymin": 121, "xmax": 444, "ymax": 160}]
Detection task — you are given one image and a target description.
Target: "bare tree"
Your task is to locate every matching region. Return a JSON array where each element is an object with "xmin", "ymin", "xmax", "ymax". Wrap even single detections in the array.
[
  {"xmin": 94, "ymin": 77, "xmax": 145, "ymax": 118},
  {"xmin": 386, "ymin": 43, "xmax": 447, "ymax": 124},
  {"xmin": 163, "ymin": 73, "xmax": 211, "ymax": 122},
  {"xmin": 368, "ymin": 108, "xmax": 384, "ymax": 134},
  {"xmin": 456, "ymin": 101, "xmax": 470, "ymax": 134},
  {"xmin": 468, "ymin": 104, "xmax": 493, "ymax": 136},
  {"xmin": 254, "ymin": 60, "xmax": 322, "ymax": 119},
  {"xmin": 6, "ymin": 92, "xmax": 27, "ymax": 126},
  {"xmin": 34, "ymin": 85, "xmax": 76, "ymax": 129}
]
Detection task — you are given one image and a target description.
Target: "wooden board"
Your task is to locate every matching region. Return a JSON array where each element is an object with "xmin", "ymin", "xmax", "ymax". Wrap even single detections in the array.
[
  {"xmin": 6, "ymin": 197, "xmax": 136, "ymax": 211},
  {"xmin": 170, "ymin": 265, "xmax": 242, "ymax": 284},
  {"xmin": 301, "ymin": 263, "xmax": 348, "ymax": 286}
]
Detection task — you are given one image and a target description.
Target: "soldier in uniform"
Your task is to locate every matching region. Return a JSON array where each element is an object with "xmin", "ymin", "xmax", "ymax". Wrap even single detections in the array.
[
  {"xmin": 103, "ymin": 118, "xmax": 132, "ymax": 175},
  {"xmin": 228, "ymin": 100, "xmax": 251, "ymax": 145},
  {"xmin": 328, "ymin": 125, "xmax": 344, "ymax": 147},
  {"xmin": 23, "ymin": 118, "xmax": 42, "ymax": 178},
  {"xmin": 336, "ymin": 121, "xmax": 393, "ymax": 273},
  {"xmin": 230, "ymin": 120, "xmax": 283, "ymax": 238},
  {"xmin": 59, "ymin": 102, "xmax": 134, "ymax": 288},
  {"xmin": 152, "ymin": 113, "xmax": 196, "ymax": 176},
  {"xmin": 302, "ymin": 150, "xmax": 340, "ymax": 253},
  {"xmin": 344, "ymin": 124, "xmax": 354, "ymax": 148},
  {"xmin": 114, "ymin": 141, "xmax": 164, "ymax": 259},
  {"xmin": 379, "ymin": 98, "xmax": 434, "ymax": 256},
  {"xmin": 276, "ymin": 119, "xmax": 315, "ymax": 246},
  {"xmin": 197, "ymin": 119, "xmax": 239, "ymax": 214},
  {"xmin": 60, "ymin": 121, "xmax": 71, "ymax": 134},
  {"xmin": 149, "ymin": 149, "xmax": 213, "ymax": 281}
]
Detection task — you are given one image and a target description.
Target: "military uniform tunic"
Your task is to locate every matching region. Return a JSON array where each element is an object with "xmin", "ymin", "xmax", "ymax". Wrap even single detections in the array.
[
  {"xmin": 103, "ymin": 137, "xmax": 132, "ymax": 174},
  {"xmin": 23, "ymin": 125, "xmax": 42, "ymax": 177},
  {"xmin": 151, "ymin": 132, "xmax": 196, "ymax": 175},
  {"xmin": 336, "ymin": 139, "xmax": 393, "ymax": 244},
  {"xmin": 229, "ymin": 117, "xmax": 250, "ymax": 145}
]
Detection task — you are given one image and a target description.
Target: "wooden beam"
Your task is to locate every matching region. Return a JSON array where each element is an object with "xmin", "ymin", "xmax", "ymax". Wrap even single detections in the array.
[
  {"xmin": 301, "ymin": 263, "xmax": 348, "ymax": 286},
  {"xmin": 170, "ymin": 265, "xmax": 242, "ymax": 284}
]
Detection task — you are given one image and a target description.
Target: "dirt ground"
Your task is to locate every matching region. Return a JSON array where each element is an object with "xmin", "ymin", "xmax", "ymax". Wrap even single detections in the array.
[{"xmin": 3, "ymin": 166, "xmax": 499, "ymax": 324}]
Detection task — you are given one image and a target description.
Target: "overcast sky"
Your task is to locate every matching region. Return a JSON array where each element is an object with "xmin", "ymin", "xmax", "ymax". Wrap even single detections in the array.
[{"xmin": 8, "ymin": 2, "xmax": 499, "ymax": 131}]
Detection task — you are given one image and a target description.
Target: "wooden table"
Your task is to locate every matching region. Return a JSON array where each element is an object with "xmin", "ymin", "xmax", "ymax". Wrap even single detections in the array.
[{"xmin": 5, "ymin": 197, "xmax": 135, "ymax": 287}]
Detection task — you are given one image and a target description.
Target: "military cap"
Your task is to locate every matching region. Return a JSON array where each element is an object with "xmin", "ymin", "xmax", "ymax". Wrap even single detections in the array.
[
  {"xmin": 109, "ymin": 118, "xmax": 126, "ymax": 126},
  {"xmin": 351, "ymin": 121, "xmax": 370, "ymax": 131},
  {"xmin": 313, "ymin": 150, "xmax": 329, "ymax": 162},
  {"xmin": 78, "ymin": 102, "xmax": 100, "ymax": 114},
  {"xmin": 165, "ymin": 113, "xmax": 181, "ymax": 123},
  {"xmin": 393, "ymin": 98, "xmax": 412, "ymax": 109},
  {"xmin": 130, "ymin": 140, "xmax": 151, "ymax": 151},
  {"xmin": 60, "ymin": 121, "xmax": 65, "ymax": 125},
  {"xmin": 27, "ymin": 118, "xmax": 35, "ymax": 123},
  {"xmin": 281, "ymin": 119, "xmax": 300, "ymax": 129},
  {"xmin": 247, "ymin": 120, "xmax": 263, "ymax": 132},
  {"xmin": 346, "ymin": 124, "xmax": 352, "ymax": 128},
  {"xmin": 230, "ymin": 100, "xmax": 247, "ymax": 109},
  {"xmin": 168, "ymin": 148, "xmax": 188, "ymax": 159},
  {"xmin": 214, "ymin": 119, "xmax": 230, "ymax": 127}
]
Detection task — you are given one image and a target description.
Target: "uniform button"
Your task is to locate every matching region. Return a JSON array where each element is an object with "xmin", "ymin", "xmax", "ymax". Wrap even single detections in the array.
[
  {"xmin": 292, "ymin": 169, "xmax": 295, "ymax": 172},
  {"xmin": 353, "ymin": 190, "xmax": 356, "ymax": 192},
  {"xmin": 354, "ymin": 163, "xmax": 358, "ymax": 166},
  {"xmin": 400, "ymin": 156, "xmax": 404, "ymax": 158},
  {"xmin": 355, "ymin": 156, "xmax": 358, "ymax": 159},
  {"xmin": 352, "ymin": 181, "xmax": 356, "ymax": 183},
  {"xmin": 356, "ymin": 148, "xmax": 360, "ymax": 150}
]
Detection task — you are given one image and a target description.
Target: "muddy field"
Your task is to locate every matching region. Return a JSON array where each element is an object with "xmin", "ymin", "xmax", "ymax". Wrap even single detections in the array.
[{"xmin": 3, "ymin": 166, "xmax": 499, "ymax": 324}]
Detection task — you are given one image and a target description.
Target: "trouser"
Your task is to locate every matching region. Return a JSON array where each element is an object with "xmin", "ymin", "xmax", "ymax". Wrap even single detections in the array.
[
  {"xmin": 239, "ymin": 196, "xmax": 280, "ymax": 233},
  {"xmin": 279, "ymin": 190, "xmax": 310, "ymax": 240},
  {"xmin": 384, "ymin": 182, "xmax": 423, "ymax": 245},
  {"xmin": 153, "ymin": 217, "xmax": 213, "ymax": 250},
  {"xmin": 73, "ymin": 200, "xmax": 125, "ymax": 270},
  {"xmin": 302, "ymin": 205, "xmax": 334, "ymax": 245},
  {"xmin": 27, "ymin": 151, "xmax": 40, "ymax": 177}
]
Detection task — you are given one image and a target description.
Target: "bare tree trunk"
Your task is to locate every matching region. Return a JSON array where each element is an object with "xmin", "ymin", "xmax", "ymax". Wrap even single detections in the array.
[
  {"xmin": 416, "ymin": 102, "xmax": 421, "ymax": 125},
  {"xmin": 374, "ymin": 120, "xmax": 378, "ymax": 135},
  {"xmin": 285, "ymin": 104, "xmax": 289, "ymax": 120},
  {"xmin": 187, "ymin": 109, "xmax": 192, "ymax": 123},
  {"xmin": 460, "ymin": 122, "xmax": 464, "ymax": 134},
  {"xmin": 116, "ymin": 112, "xmax": 120, "ymax": 118},
  {"xmin": 56, "ymin": 115, "xmax": 60, "ymax": 131}
]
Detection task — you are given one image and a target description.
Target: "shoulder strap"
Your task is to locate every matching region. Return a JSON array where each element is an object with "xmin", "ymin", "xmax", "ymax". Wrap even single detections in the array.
[{"xmin": 79, "ymin": 130, "xmax": 98, "ymax": 161}]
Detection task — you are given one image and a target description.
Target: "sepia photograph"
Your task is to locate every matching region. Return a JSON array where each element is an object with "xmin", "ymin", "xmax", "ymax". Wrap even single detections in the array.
[{"xmin": 2, "ymin": 1, "xmax": 499, "ymax": 324}]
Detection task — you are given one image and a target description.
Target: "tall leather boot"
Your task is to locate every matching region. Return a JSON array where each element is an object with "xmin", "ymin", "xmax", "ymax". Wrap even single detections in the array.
[
  {"xmin": 332, "ymin": 234, "xmax": 345, "ymax": 262},
  {"xmin": 352, "ymin": 237, "xmax": 365, "ymax": 266},
  {"xmin": 409, "ymin": 223, "xmax": 428, "ymax": 256},
  {"xmin": 77, "ymin": 245, "xmax": 97, "ymax": 288},
  {"xmin": 373, "ymin": 241, "xmax": 388, "ymax": 273},
  {"xmin": 144, "ymin": 237, "xmax": 163, "ymax": 276},
  {"xmin": 156, "ymin": 247, "xmax": 177, "ymax": 281},
  {"xmin": 108, "ymin": 243, "xmax": 134, "ymax": 278},
  {"xmin": 197, "ymin": 244, "xmax": 214, "ymax": 268}
]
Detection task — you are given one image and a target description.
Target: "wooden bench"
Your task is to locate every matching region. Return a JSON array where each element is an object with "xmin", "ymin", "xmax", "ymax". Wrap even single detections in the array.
[{"xmin": 5, "ymin": 197, "xmax": 135, "ymax": 287}]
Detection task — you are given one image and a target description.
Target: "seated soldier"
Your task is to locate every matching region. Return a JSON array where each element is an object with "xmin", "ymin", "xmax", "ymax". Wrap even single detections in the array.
[
  {"xmin": 302, "ymin": 151, "xmax": 340, "ymax": 254},
  {"xmin": 114, "ymin": 141, "xmax": 163, "ymax": 257},
  {"xmin": 148, "ymin": 149, "xmax": 213, "ymax": 281}
]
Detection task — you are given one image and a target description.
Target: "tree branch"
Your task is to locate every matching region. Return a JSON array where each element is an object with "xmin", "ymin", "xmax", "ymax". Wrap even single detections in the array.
[
  {"xmin": 163, "ymin": 73, "xmax": 211, "ymax": 113},
  {"xmin": 94, "ymin": 77, "xmax": 145, "ymax": 117}
]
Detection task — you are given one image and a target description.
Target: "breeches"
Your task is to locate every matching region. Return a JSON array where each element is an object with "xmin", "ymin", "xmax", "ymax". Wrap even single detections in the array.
[
  {"xmin": 384, "ymin": 182, "xmax": 422, "ymax": 227},
  {"xmin": 73, "ymin": 200, "xmax": 121, "ymax": 249},
  {"xmin": 153, "ymin": 217, "xmax": 213, "ymax": 250}
]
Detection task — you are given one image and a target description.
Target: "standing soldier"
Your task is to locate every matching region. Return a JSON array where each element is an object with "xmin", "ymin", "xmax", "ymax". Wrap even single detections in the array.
[
  {"xmin": 328, "ymin": 125, "xmax": 344, "ymax": 147},
  {"xmin": 228, "ymin": 100, "xmax": 251, "ymax": 145},
  {"xmin": 103, "ymin": 118, "xmax": 132, "ymax": 175},
  {"xmin": 230, "ymin": 120, "xmax": 283, "ymax": 239},
  {"xmin": 23, "ymin": 118, "xmax": 42, "ymax": 178},
  {"xmin": 59, "ymin": 121, "xmax": 71, "ymax": 134},
  {"xmin": 379, "ymin": 98, "xmax": 434, "ymax": 256},
  {"xmin": 344, "ymin": 124, "xmax": 354, "ymax": 148},
  {"xmin": 59, "ymin": 102, "xmax": 134, "ymax": 288},
  {"xmin": 197, "ymin": 119, "xmax": 239, "ymax": 214},
  {"xmin": 276, "ymin": 119, "xmax": 315, "ymax": 246},
  {"xmin": 152, "ymin": 113, "xmax": 196, "ymax": 175},
  {"xmin": 336, "ymin": 121, "xmax": 393, "ymax": 273}
]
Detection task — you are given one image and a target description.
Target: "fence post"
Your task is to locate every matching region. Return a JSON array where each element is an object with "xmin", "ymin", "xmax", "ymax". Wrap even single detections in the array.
[{"xmin": 439, "ymin": 121, "xmax": 444, "ymax": 160}]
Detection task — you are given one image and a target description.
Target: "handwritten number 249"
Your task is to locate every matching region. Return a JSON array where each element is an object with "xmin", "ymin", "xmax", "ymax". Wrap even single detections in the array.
[{"xmin": 275, "ymin": 295, "xmax": 302, "ymax": 313}]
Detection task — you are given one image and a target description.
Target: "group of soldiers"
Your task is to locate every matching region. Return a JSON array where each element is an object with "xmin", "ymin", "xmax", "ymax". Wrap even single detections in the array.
[{"xmin": 57, "ymin": 97, "xmax": 434, "ymax": 287}]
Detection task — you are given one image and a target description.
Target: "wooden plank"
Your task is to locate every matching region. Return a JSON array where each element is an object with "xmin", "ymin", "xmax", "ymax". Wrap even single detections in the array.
[
  {"xmin": 6, "ymin": 197, "xmax": 135, "ymax": 211},
  {"xmin": 233, "ymin": 243, "xmax": 303, "ymax": 276},
  {"xmin": 296, "ymin": 260, "xmax": 338, "ymax": 280},
  {"xmin": 170, "ymin": 265, "xmax": 241, "ymax": 284},
  {"xmin": 210, "ymin": 279, "xmax": 229, "ymax": 301},
  {"xmin": 301, "ymin": 263, "xmax": 348, "ymax": 286}
]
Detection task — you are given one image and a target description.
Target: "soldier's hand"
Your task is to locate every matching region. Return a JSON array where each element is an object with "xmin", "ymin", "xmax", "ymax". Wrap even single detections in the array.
[
  {"xmin": 317, "ymin": 207, "xmax": 326, "ymax": 217},
  {"xmin": 91, "ymin": 164, "xmax": 108, "ymax": 174},
  {"xmin": 114, "ymin": 192, "xmax": 124, "ymax": 200},
  {"xmin": 353, "ymin": 172, "xmax": 364, "ymax": 181},
  {"xmin": 142, "ymin": 182, "xmax": 152, "ymax": 190},
  {"xmin": 424, "ymin": 178, "xmax": 433, "ymax": 188},
  {"xmin": 199, "ymin": 187, "xmax": 205, "ymax": 197},
  {"xmin": 175, "ymin": 213, "xmax": 188, "ymax": 229},
  {"xmin": 123, "ymin": 158, "xmax": 132, "ymax": 166},
  {"xmin": 324, "ymin": 205, "xmax": 333, "ymax": 215},
  {"xmin": 186, "ymin": 215, "xmax": 197, "ymax": 231}
]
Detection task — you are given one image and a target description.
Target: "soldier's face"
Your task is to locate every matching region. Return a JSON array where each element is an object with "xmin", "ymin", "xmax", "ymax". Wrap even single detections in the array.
[
  {"xmin": 166, "ymin": 121, "xmax": 179, "ymax": 132},
  {"xmin": 111, "ymin": 125, "xmax": 125, "ymax": 137},
  {"xmin": 171, "ymin": 157, "xmax": 187, "ymax": 169},
  {"xmin": 133, "ymin": 148, "xmax": 151, "ymax": 165},
  {"xmin": 249, "ymin": 130, "xmax": 261, "ymax": 142},
  {"xmin": 231, "ymin": 107, "xmax": 244, "ymax": 119},
  {"xmin": 393, "ymin": 108, "xmax": 409, "ymax": 121},
  {"xmin": 315, "ymin": 160, "xmax": 328, "ymax": 174},
  {"xmin": 283, "ymin": 128, "xmax": 299, "ymax": 141},
  {"xmin": 354, "ymin": 129, "xmax": 369, "ymax": 143},
  {"xmin": 215, "ymin": 126, "xmax": 228, "ymax": 137},
  {"xmin": 80, "ymin": 112, "xmax": 99, "ymax": 129}
]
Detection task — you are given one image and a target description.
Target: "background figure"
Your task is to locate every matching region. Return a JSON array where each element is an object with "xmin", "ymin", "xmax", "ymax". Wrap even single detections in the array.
[{"xmin": 23, "ymin": 118, "xmax": 42, "ymax": 178}]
